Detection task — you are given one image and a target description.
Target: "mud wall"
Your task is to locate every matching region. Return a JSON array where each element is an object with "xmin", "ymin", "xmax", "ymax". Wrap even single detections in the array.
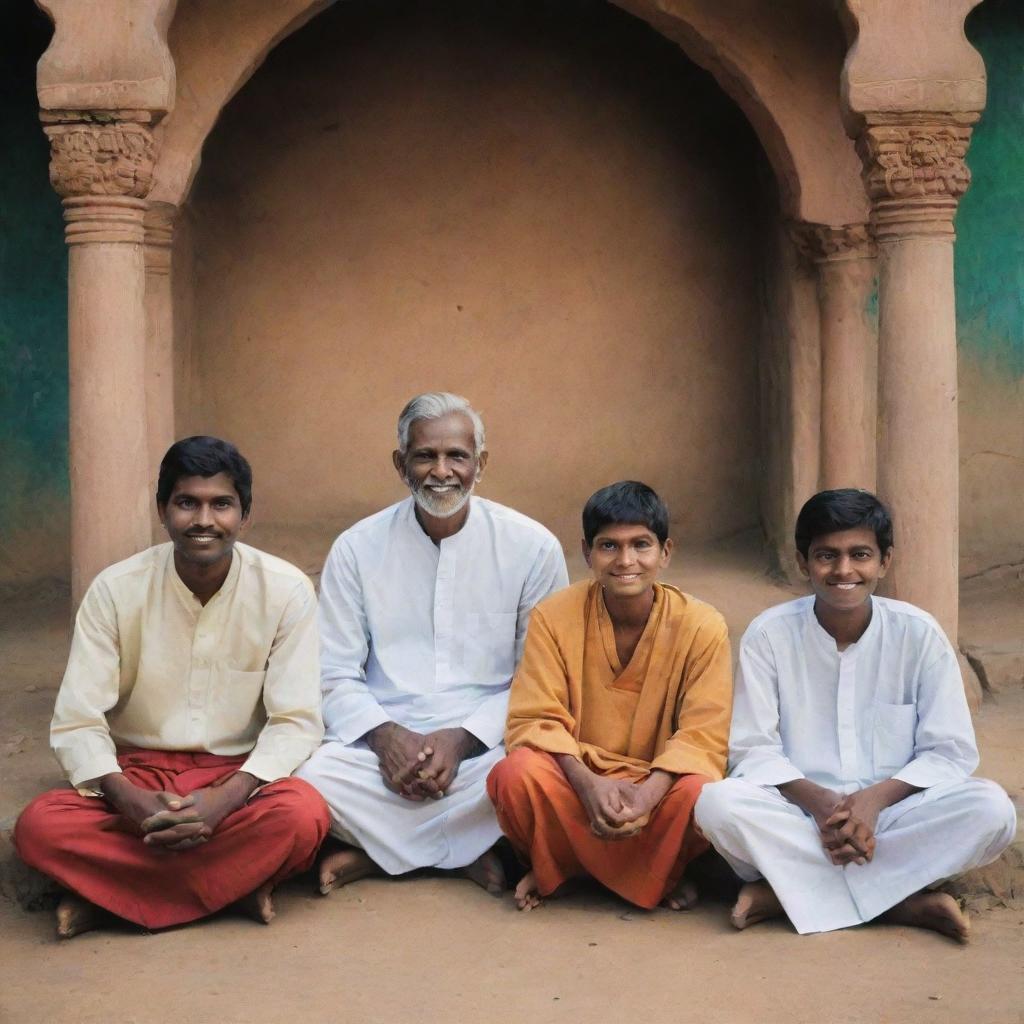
[{"xmin": 183, "ymin": 0, "xmax": 765, "ymax": 550}]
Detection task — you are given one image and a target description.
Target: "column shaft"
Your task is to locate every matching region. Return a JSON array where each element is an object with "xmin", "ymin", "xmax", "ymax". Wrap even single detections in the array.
[
  {"xmin": 818, "ymin": 255, "xmax": 877, "ymax": 491},
  {"xmin": 876, "ymin": 238, "xmax": 959, "ymax": 637}
]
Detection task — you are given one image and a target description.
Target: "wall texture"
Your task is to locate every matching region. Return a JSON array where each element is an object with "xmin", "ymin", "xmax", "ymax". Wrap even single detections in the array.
[
  {"xmin": 1, "ymin": 0, "xmax": 1021, "ymax": 586},
  {"xmin": 0, "ymin": 5, "xmax": 67, "ymax": 588},
  {"xmin": 957, "ymin": 0, "xmax": 1024, "ymax": 576},
  {"xmin": 184, "ymin": 0, "xmax": 764, "ymax": 552}
]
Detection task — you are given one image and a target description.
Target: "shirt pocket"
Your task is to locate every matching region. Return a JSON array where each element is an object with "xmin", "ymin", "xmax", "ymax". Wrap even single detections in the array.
[
  {"xmin": 464, "ymin": 612, "xmax": 518, "ymax": 681},
  {"xmin": 872, "ymin": 700, "xmax": 917, "ymax": 774},
  {"xmin": 217, "ymin": 668, "xmax": 268, "ymax": 741}
]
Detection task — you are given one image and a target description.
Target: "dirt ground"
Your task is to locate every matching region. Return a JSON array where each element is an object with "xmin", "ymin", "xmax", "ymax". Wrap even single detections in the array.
[{"xmin": 1, "ymin": 536, "xmax": 1022, "ymax": 1024}]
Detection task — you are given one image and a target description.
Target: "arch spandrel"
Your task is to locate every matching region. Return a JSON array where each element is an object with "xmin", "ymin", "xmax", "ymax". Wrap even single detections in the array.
[
  {"xmin": 150, "ymin": 0, "xmax": 332, "ymax": 206},
  {"xmin": 153, "ymin": 0, "xmax": 867, "ymax": 226}
]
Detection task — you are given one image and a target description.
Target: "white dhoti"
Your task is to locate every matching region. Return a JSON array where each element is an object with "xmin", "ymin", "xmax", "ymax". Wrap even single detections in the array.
[
  {"xmin": 695, "ymin": 776, "xmax": 1017, "ymax": 935},
  {"xmin": 296, "ymin": 740, "xmax": 505, "ymax": 875}
]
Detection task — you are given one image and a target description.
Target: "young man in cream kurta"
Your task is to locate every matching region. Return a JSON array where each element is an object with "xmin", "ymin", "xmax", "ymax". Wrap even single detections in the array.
[
  {"xmin": 297, "ymin": 393, "xmax": 567, "ymax": 894},
  {"xmin": 15, "ymin": 437, "xmax": 329, "ymax": 937},
  {"xmin": 695, "ymin": 489, "xmax": 1017, "ymax": 941}
]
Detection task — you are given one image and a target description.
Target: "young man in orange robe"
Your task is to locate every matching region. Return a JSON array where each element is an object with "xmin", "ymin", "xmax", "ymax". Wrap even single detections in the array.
[{"xmin": 487, "ymin": 481, "xmax": 733, "ymax": 911}]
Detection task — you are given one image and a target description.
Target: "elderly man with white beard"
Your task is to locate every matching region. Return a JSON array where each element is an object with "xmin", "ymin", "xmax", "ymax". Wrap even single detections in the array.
[{"xmin": 298, "ymin": 392, "xmax": 568, "ymax": 894}]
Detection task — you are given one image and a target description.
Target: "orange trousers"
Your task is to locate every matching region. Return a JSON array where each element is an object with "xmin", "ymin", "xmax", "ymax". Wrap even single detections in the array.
[
  {"xmin": 14, "ymin": 750, "xmax": 330, "ymax": 929},
  {"xmin": 488, "ymin": 748, "xmax": 709, "ymax": 909}
]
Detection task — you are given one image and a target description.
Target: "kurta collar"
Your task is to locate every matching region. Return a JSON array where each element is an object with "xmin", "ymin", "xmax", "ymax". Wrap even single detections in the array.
[
  {"xmin": 400, "ymin": 494, "xmax": 478, "ymax": 551},
  {"xmin": 166, "ymin": 540, "xmax": 242, "ymax": 613},
  {"xmin": 806, "ymin": 594, "xmax": 880, "ymax": 658}
]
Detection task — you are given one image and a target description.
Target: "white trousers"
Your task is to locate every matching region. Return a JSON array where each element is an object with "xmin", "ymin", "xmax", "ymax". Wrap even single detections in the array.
[
  {"xmin": 694, "ymin": 776, "xmax": 1017, "ymax": 934},
  {"xmin": 296, "ymin": 740, "xmax": 505, "ymax": 875}
]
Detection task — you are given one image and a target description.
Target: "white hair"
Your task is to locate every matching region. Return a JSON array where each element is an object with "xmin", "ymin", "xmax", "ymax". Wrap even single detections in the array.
[{"xmin": 396, "ymin": 392, "xmax": 486, "ymax": 456}]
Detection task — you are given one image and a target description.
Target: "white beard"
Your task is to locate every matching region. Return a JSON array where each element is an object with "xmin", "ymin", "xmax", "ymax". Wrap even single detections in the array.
[{"xmin": 408, "ymin": 477, "xmax": 475, "ymax": 519}]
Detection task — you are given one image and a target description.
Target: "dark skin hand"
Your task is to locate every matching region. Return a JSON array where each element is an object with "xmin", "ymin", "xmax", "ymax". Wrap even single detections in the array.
[
  {"xmin": 556, "ymin": 756, "xmax": 676, "ymax": 840},
  {"xmin": 409, "ymin": 727, "xmax": 484, "ymax": 797},
  {"xmin": 366, "ymin": 722, "xmax": 483, "ymax": 800},
  {"xmin": 120, "ymin": 770, "xmax": 260, "ymax": 851},
  {"xmin": 779, "ymin": 777, "xmax": 921, "ymax": 865}
]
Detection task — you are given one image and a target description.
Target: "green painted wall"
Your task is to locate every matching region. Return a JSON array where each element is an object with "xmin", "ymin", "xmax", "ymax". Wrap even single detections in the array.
[
  {"xmin": 959, "ymin": 0, "xmax": 1024, "ymax": 378},
  {"xmin": 0, "ymin": 5, "xmax": 67, "ymax": 585}
]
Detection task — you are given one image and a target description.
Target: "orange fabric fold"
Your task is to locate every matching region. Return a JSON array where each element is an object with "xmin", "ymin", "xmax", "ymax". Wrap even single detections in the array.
[{"xmin": 488, "ymin": 749, "xmax": 710, "ymax": 907}]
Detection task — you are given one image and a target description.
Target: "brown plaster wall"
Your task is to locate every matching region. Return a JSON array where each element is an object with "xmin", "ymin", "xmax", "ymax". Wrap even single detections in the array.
[{"xmin": 181, "ymin": 1, "xmax": 766, "ymax": 553}]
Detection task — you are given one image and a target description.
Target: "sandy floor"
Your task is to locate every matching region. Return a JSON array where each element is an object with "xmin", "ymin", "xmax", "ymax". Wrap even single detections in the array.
[{"xmin": 1, "ymin": 537, "xmax": 1022, "ymax": 1024}]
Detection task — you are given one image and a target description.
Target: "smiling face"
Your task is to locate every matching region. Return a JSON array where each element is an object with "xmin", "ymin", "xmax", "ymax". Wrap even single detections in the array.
[
  {"xmin": 393, "ymin": 412, "xmax": 488, "ymax": 520},
  {"xmin": 797, "ymin": 526, "xmax": 892, "ymax": 614},
  {"xmin": 158, "ymin": 472, "xmax": 247, "ymax": 571},
  {"xmin": 583, "ymin": 522, "xmax": 673, "ymax": 599}
]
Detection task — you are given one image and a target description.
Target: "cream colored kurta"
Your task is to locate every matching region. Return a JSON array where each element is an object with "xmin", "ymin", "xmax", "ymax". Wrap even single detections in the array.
[
  {"xmin": 505, "ymin": 580, "xmax": 733, "ymax": 780},
  {"xmin": 51, "ymin": 542, "xmax": 324, "ymax": 787}
]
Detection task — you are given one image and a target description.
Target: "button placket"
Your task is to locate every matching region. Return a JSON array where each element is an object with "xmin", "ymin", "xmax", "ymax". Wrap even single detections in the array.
[{"xmin": 835, "ymin": 651, "xmax": 859, "ymax": 782}]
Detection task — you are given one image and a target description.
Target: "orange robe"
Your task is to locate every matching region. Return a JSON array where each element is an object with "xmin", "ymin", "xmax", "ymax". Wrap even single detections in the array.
[{"xmin": 487, "ymin": 580, "xmax": 732, "ymax": 907}]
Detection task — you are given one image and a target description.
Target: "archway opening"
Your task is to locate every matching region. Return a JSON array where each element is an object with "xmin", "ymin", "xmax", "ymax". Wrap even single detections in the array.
[{"xmin": 181, "ymin": 0, "xmax": 780, "ymax": 596}]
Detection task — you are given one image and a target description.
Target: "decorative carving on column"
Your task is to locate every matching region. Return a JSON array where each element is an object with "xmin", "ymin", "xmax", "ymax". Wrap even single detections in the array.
[
  {"xmin": 42, "ymin": 113, "xmax": 156, "ymax": 244},
  {"xmin": 856, "ymin": 113, "xmax": 978, "ymax": 240},
  {"xmin": 789, "ymin": 222, "xmax": 875, "ymax": 265}
]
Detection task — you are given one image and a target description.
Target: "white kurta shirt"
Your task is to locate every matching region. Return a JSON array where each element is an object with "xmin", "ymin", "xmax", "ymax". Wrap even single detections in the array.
[
  {"xmin": 318, "ymin": 496, "xmax": 568, "ymax": 748},
  {"xmin": 51, "ymin": 542, "xmax": 324, "ymax": 787},
  {"xmin": 729, "ymin": 595, "xmax": 978, "ymax": 794}
]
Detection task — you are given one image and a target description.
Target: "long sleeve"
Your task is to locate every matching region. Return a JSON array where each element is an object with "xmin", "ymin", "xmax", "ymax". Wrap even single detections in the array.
[
  {"xmin": 318, "ymin": 535, "xmax": 390, "ymax": 745},
  {"xmin": 462, "ymin": 535, "xmax": 569, "ymax": 748},
  {"xmin": 504, "ymin": 608, "xmax": 580, "ymax": 758},
  {"xmin": 240, "ymin": 578, "xmax": 325, "ymax": 782},
  {"xmin": 651, "ymin": 618, "xmax": 733, "ymax": 779},
  {"xmin": 728, "ymin": 627, "xmax": 806, "ymax": 786},
  {"xmin": 50, "ymin": 579, "xmax": 123, "ymax": 787},
  {"xmin": 892, "ymin": 635, "xmax": 979, "ymax": 789}
]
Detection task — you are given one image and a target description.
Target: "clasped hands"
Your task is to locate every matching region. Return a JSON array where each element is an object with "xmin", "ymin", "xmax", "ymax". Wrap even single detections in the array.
[
  {"xmin": 559, "ymin": 757, "xmax": 674, "ymax": 840},
  {"xmin": 101, "ymin": 771, "xmax": 257, "ymax": 852},
  {"xmin": 814, "ymin": 788, "xmax": 884, "ymax": 866},
  {"xmin": 366, "ymin": 722, "xmax": 482, "ymax": 801}
]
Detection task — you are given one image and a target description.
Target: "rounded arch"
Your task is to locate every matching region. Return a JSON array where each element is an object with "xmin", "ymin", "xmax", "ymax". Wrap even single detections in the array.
[{"xmin": 153, "ymin": 0, "xmax": 866, "ymax": 224}]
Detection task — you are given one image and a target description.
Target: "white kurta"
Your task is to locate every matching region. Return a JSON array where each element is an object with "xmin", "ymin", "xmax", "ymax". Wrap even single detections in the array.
[
  {"xmin": 695, "ymin": 595, "xmax": 1017, "ymax": 933},
  {"xmin": 297, "ymin": 496, "xmax": 568, "ymax": 873}
]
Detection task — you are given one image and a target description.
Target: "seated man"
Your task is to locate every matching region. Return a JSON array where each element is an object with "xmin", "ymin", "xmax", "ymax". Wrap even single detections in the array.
[
  {"xmin": 297, "ymin": 392, "xmax": 568, "ymax": 893},
  {"xmin": 695, "ymin": 488, "xmax": 1017, "ymax": 941},
  {"xmin": 487, "ymin": 481, "xmax": 733, "ymax": 911},
  {"xmin": 15, "ymin": 437, "xmax": 330, "ymax": 938}
]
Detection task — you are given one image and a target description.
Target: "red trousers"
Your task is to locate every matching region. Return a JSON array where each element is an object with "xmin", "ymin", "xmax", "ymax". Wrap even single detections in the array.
[
  {"xmin": 488, "ymin": 748, "xmax": 710, "ymax": 909},
  {"xmin": 13, "ymin": 750, "xmax": 330, "ymax": 929}
]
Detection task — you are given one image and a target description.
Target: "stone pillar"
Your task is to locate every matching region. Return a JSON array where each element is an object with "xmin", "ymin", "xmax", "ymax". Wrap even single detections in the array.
[
  {"xmin": 791, "ymin": 223, "xmax": 878, "ymax": 492},
  {"xmin": 856, "ymin": 113, "xmax": 977, "ymax": 641},
  {"xmin": 144, "ymin": 201, "xmax": 177, "ymax": 541},
  {"xmin": 44, "ymin": 113, "xmax": 157, "ymax": 606}
]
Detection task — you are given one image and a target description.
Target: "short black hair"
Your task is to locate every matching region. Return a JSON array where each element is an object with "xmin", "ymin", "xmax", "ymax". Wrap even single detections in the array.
[
  {"xmin": 795, "ymin": 488, "xmax": 893, "ymax": 557},
  {"xmin": 156, "ymin": 436, "xmax": 253, "ymax": 516},
  {"xmin": 583, "ymin": 481, "xmax": 669, "ymax": 547}
]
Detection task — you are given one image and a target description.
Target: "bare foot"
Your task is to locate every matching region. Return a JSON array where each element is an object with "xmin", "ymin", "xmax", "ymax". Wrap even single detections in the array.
[
  {"xmin": 514, "ymin": 869, "xmax": 543, "ymax": 912},
  {"xmin": 661, "ymin": 876, "xmax": 699, "ymax": 912},
  {"xmin": 461, "ymin": 847, "xmax": 505, "ymax": 897},
  {"xmin": 882, "ymin": 891, "xmax": 970, "ymax": 944},
  {"xmin": 55, "ymin": 894, "xmax": 105, "ymax": 939},
  {"xmin": 236, "ymin": 881, "xmax": 276, "ymax": 924},
  {"xmin": 730, "ymin": 881, "xmax": 784, "ymax": 930},
  {"xmin": 318, "ymin": 846, "xmax": 381, "ymax": 895}
]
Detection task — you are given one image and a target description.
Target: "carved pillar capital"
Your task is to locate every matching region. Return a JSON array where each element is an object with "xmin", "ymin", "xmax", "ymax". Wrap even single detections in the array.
[
  {"xmin": 856, "ymin": 113, "xmax": 978, "ymax": 241},
  {"xmin": 789, "ymin": 222, "xmax": 875, "ymax": 265},
  {"xmin": 43, "ymin": 113, "xmax": 157, "ymax": 245}
]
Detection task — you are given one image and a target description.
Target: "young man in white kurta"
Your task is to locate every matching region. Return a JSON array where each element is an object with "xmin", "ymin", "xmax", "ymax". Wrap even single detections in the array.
[
  {"xmin": 297, "ymin": 395, "xmax": 567, "ymax": 879},
  {"xmin": 695, "ymin": 492, "xmax": 1016, "ymax": 937}
]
